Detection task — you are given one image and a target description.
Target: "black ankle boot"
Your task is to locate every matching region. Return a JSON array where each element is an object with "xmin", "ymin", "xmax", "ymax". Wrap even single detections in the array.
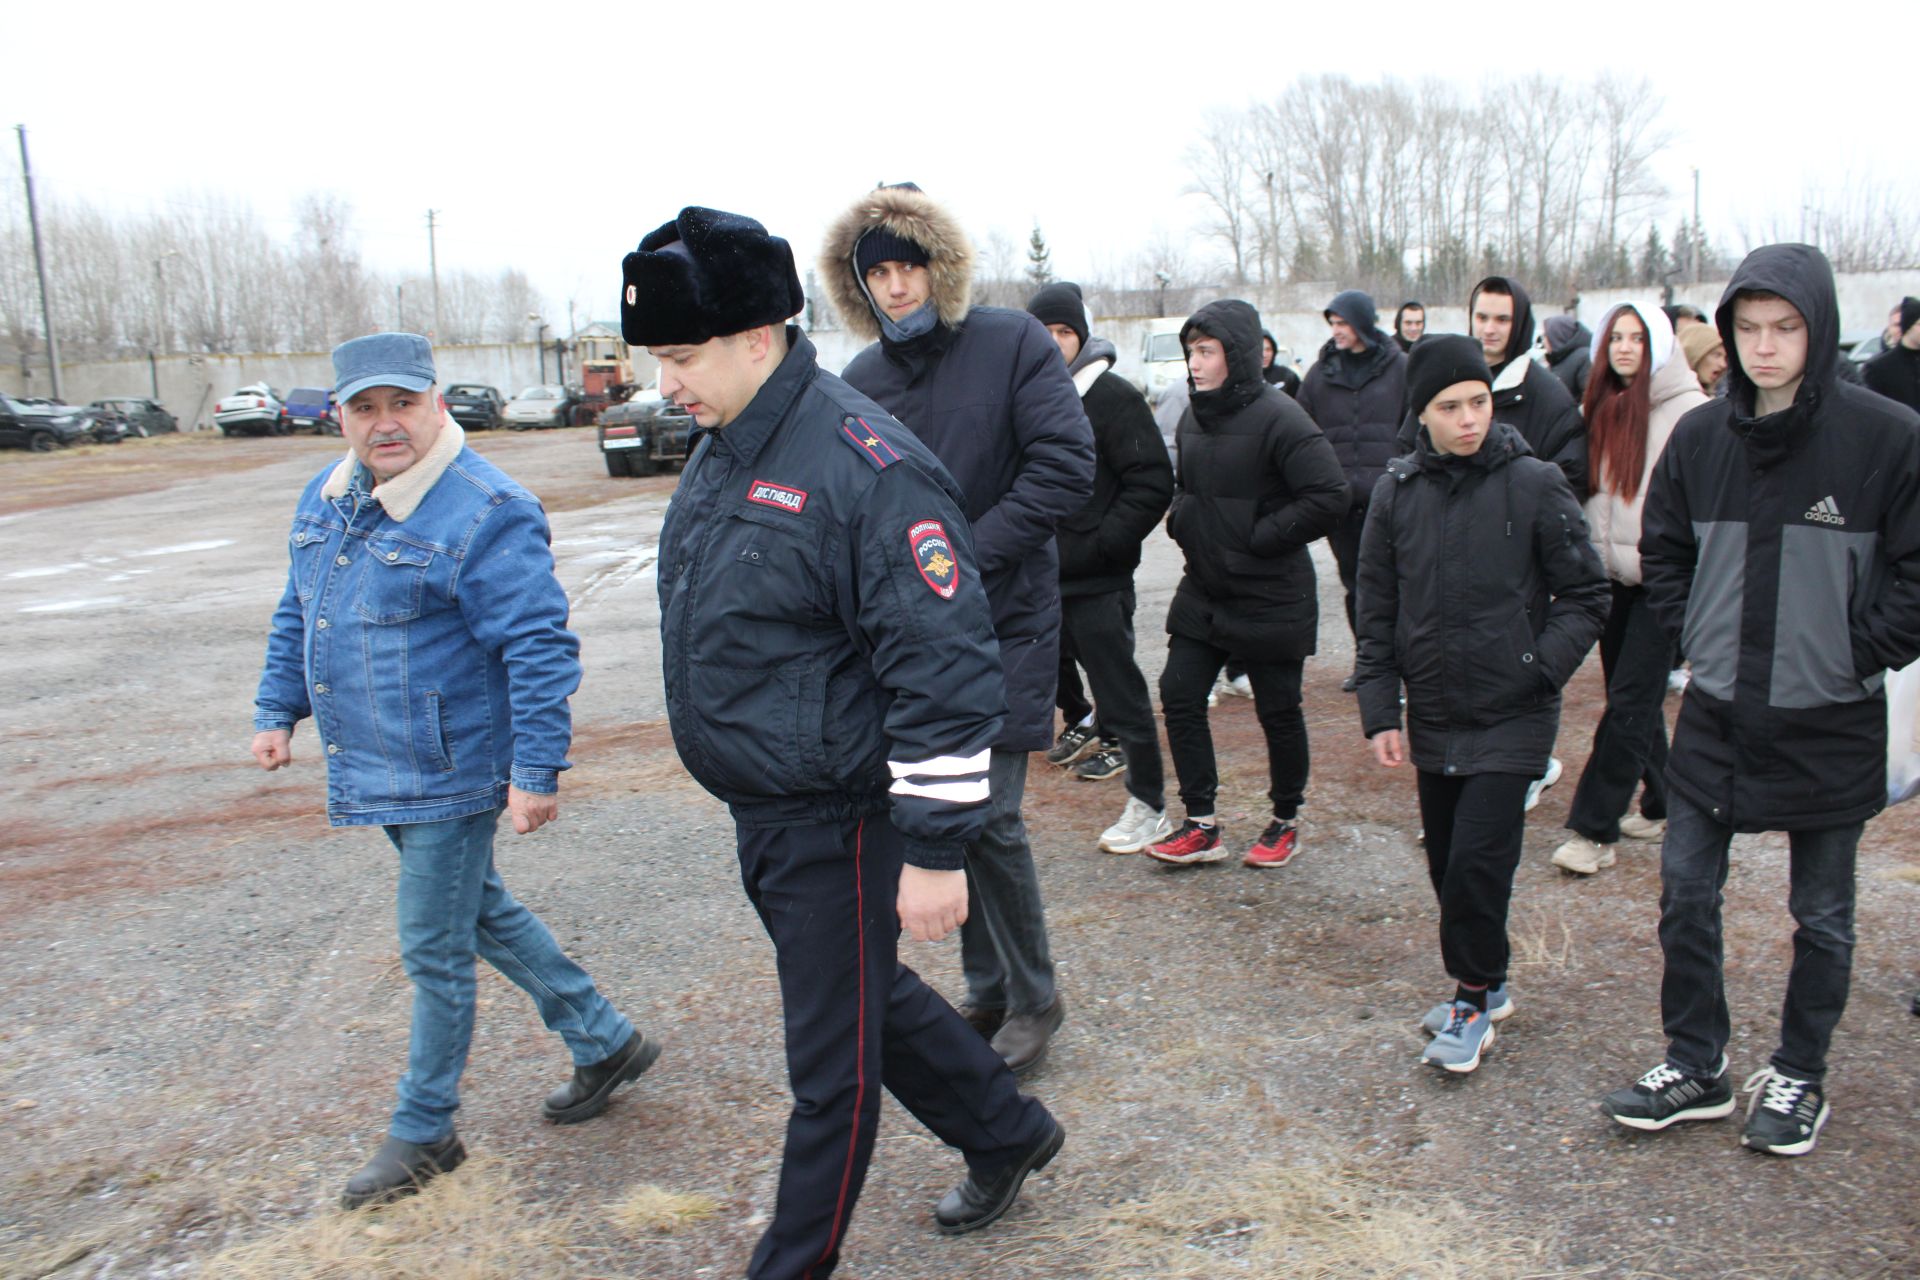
[
  {"xmin": 542, "ymin": 1030, "xmax": 661, "ymax": 1124},
  {"xmin": 340, "ymin": 1132, "xmax": 466, "ymax": 1210}
]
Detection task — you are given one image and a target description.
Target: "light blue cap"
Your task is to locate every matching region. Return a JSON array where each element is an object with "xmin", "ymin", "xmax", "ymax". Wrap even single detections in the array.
[{"xmin": 332, "ymin": 332, "xmax": 436, "ymax": 401}]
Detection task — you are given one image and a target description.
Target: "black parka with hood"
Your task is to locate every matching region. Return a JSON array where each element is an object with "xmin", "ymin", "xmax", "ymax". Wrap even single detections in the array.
[
  {"xmin": 1400, "ymin": 278, "xmax": 1587, "ymax": 497},
  {"xmin": 1297, "ymin": 300, "xmax": 1408, "ymax": 508},
  {"xmin": 1056, "ymin": 337, "xmax": 1175, "ymax": 596},
  {"xmin": 1355, "ymin": 421, "xmax": 1608, "ymax": 776},
  {"xmin": 822, "ymin": 186, "xmax": 1095, "ymax": 753},
  {"xmin": 1165, "ymin": 300, "xmax": 1348, "ymax": 661},
  {"xmin": 1640, "ymin": 243, "xmax": 1920, "ymax": 831}
]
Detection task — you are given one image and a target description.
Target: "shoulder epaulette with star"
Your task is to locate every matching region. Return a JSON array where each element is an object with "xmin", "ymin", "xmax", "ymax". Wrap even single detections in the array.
[{"xmin": 836, "ymin": 414, "xmax": 905, "ymax": 471}]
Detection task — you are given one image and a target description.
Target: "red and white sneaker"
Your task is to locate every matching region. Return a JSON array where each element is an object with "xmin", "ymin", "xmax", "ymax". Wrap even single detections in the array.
[
  {"xmin": 1243, "ymin": 819, "xmax": 1299, "ymax": 868},
  {"xmin": 1147, "ymin": 819, "xmax": 1226, "ymax": 865}
]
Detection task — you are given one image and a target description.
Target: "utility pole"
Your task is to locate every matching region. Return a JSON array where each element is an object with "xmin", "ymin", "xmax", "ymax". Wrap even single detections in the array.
[
  {"xmin": 426, "ymin": 208, "xmax": 442, "ymax": 341},
  {"xmin": 1691, "ymin": 168, "xmax": 1703, "ymax": 284},
  {"xmin": 395, "ymin": 283, "xmax": 403, "ymax": 331},
  {"xmin": 15, "ymin": 124, "xmax": 63, "ymax": 401}
]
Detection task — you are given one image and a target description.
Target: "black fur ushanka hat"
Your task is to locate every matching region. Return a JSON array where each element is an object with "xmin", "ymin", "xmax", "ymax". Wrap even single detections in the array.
[{"xmin": 621, "ymin": 207, "xmax": 805, "ymax": 347}]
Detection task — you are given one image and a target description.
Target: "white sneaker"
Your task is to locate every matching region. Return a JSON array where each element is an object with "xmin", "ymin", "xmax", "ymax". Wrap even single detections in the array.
[
  {"xmin": 1617, "ymin": 813, "xmax": 1666, "ymax": 840},
  {"xmin": 1550, "ymin": 833, "xmax": 1617, "ymax": 875},
  {"xmin": 1668, "ymin": 667, "xmax": 1690, "ymax": 695},
  {"xmin": 1221, "ymin": 673, "xmax": 1253, "ymax": 698},
  {"xmin": 1099, "ymin": 795, "xmax": 1172, "ymax": 854},
  {"xmin": 1524, "ymin": 757, "xmax": 1563, "ymax": 811}
]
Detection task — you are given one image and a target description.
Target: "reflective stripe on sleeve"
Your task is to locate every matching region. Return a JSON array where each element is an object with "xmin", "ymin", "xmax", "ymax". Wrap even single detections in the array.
[
  {"xmin": 887, "ymin": 749, "xmax": 991, "ymax": 779},
  {"xmin": 889, "ymin": 777, "xmax": 991, "ymax": 803}
]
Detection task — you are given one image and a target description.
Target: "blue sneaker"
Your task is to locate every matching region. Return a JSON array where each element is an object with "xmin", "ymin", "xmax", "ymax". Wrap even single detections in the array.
[
  {"xmin": 1420, "ymin": 1001, "xmax": 1496, "ymax": 1073},
  {"xmin": 1421, "ymin": 984, "xmax": 1514, "ymax": 1035}
]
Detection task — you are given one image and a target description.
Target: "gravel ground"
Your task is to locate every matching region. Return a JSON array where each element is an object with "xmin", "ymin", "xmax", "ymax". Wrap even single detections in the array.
[{"xmin": 0, "ymin": 428, "xmax": 1915, "ymax": 1279}]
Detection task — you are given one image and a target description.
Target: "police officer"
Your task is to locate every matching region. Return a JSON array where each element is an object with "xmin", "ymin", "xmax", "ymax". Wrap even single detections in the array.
[{"xmin": 625, "ymin": 207, "xmax": 1063, "ymax": 1280}]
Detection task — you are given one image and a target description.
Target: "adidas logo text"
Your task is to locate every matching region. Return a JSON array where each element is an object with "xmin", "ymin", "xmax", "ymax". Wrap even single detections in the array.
[{"xmin": 1805, "ymin": 496, "xmax": 1846, "ymax": 526}]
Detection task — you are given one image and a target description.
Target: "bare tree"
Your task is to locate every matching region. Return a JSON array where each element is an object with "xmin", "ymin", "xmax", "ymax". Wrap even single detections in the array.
[
  {"xmin": 1184, "ymin": 106, "xmax": 1255, "ymax": 284},
  {"xmin": 1590, "ymin": 74, "xmax": 1671, "ymax": 262}
]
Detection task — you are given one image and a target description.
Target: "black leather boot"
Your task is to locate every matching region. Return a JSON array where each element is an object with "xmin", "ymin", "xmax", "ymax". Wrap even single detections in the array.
[
  {"xmin": 989, "ymin": 994, "xmax": 1065, "ymax": 1075},
  {"xmin": 934, "ymin": 1120, "xmax": 1064, "ymax": 1235},
  {"xmin": 541, "ymin": 1030, "xmax": 661, "ymax": 1124},
  {"xmin": 340, "ymin": 1132, "xmax": 467, "ymax": 1210}
]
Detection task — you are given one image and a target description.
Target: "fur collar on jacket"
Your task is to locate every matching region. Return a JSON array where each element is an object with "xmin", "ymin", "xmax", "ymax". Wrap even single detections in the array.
[
  {"xmin": 321, "ymin": 415, "xmax": 465, "ymax": 521},
  {"xmin": 820, "ymin": 186, "xmax": 973, "ymax": 342}
]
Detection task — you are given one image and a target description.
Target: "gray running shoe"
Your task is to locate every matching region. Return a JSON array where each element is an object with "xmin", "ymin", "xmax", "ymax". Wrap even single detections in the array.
[
  {"xmin": 1420, "ymin": 983, "xmax": 1514, "ymax": 1035},
  {"xmin": 1420, "ymin": 1001, "xmax": 1497, "ymax": 1073}
]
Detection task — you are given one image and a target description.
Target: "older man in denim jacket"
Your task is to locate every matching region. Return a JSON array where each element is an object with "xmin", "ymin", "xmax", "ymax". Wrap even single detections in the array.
[{"xmin": 252, "ymin": 333, "xmax": 655, "ymax": 1209}]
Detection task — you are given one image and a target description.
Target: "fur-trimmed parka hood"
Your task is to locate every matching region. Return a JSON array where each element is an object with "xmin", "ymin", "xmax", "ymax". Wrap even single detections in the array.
[{"xmin": 820, "ymin": 185, "xmax": 974, "ymax": 342}]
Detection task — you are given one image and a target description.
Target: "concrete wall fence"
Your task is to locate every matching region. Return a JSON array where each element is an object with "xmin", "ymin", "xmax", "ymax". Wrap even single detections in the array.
[{"xmin": 13, "ymin": 269, "xmax": 1917, "ymax": 425}]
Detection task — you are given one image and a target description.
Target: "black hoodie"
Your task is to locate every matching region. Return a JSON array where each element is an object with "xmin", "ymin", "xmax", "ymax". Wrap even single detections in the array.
[
  {"xmin": 1297, "ymin": 324, "xmax": 1408, "ymax": 506},
  {"xmin": 1398, "ymin": 277, "xmax": 1587, "ymax": 497},
  {"xmin": 1639, "ymin": 243, "xmax": 1920, "ymax": 831},
  {"xmin": 1166, "ymin": 300, "xmax": 1348, "ymax": 659}
]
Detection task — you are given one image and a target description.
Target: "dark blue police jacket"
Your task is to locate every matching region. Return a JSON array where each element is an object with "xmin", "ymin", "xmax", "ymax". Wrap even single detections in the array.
[{"xmin": 657, "ymin": 329, "xmax": 1008, "ymax": 871}]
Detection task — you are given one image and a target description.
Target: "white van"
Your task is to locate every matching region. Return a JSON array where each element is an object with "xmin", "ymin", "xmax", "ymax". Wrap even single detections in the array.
[{"xmin": 1139, "ymin": 317, "xmax": 1189, "ymax": 406}]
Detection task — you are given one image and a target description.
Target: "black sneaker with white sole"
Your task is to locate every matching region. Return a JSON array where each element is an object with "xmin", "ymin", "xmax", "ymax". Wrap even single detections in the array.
[
  {"xmin": 1045, "ymin": 723, "xmax": 1099, "ymax": 767},
  {"xmin": 1601, "ymin": 1058, "xmax": 1735, "ymax": 1131},
  {"xmin": 1070, "ymin": 745, "xmax": 1126, "ymax": 781},
  {"xmin": 1740, "ymin": 1068, "xmax": 1829, "ymax": 1156}
]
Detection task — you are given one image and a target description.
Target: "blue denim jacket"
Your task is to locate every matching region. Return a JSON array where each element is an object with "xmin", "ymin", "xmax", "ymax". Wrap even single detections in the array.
[{"xmin": 254, "ymin": 444, "xmax": 580, "ymax": 826}]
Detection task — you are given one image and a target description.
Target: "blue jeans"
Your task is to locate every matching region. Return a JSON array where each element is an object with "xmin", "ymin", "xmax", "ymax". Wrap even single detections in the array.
[
  {"xmin": 386, "ymin": 808, "xmax": 633, "ymax": 1143},
  {"xmin": 959, "ymin": 751, "xmax": 1058, "ymax": 1016},
  {"xmin": 1658, "ymin": 792, "xmax": 1861, "ymax": 1084}
]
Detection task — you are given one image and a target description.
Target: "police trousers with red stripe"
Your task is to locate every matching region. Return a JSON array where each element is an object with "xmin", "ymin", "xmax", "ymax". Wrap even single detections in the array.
[{"xmin": 736, "ymin": 814, "xmax": 1053, "ymax": 1280}]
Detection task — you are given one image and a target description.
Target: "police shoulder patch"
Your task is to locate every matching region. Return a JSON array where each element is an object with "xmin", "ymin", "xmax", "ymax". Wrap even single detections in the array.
[
  {"xmin": 909, "ymin": 519, "xmax": 960, "ymax": 599},
  {"xmin": 838, "ymin": 415, "xmax": 904, "ymax": 471}
]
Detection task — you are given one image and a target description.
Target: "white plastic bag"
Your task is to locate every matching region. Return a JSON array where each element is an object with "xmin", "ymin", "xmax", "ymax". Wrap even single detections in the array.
[{"xmin": 1885, "ymin": 661, "xmax": 1920, "ymax": 806}]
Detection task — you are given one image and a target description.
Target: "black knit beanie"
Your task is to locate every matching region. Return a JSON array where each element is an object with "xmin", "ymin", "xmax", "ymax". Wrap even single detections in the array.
[
  {"xmin": 1025, "ymin": 282, "xmax": 1088, "ymax": 349},
  {"xmin": 1901, "ymin": 296, "xmax": 1920, "ymax": 335},
  {"xmin": 854, "ymin": 226, "xmax": 931, "ymax": 275},
  {"xmin": 1407, "ymin": 334, "xmax": 1493, "ymax": 418}
]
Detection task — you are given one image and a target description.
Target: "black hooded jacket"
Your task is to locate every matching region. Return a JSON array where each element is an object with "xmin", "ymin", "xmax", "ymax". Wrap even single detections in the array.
[
  {"xmin": 1297, "ymin": 326, "xmax": 1409, "ymax": 507},
  {"xmin": 1544, "ymin": 316, "xmax": 1593, "ymax": 400},
  {"xmin": 1639, "ymin": 243, "xmax": 1920, "ymax": 831},
  {"xmin": 1400, "ymin": 277, "xmax": 1587, "ymax": 497},
  {"xmin": 1260, "ymin": 328, "xmax": 1301, "ymax": 397},
  {"xmin": 1057, "ymin": 338, "xmax": 1176, "ymax": 596},
  {"xmin": 1165, "ymin": 300, "xmax": 1348, "ymax": 659},
  {"xmin": 1864, "ymin": 343, "xmax": 1920, "ymax": 414},
  {"xmin": 1355, "ymin": 421, "xmax": 1608, "ymax": 776}
]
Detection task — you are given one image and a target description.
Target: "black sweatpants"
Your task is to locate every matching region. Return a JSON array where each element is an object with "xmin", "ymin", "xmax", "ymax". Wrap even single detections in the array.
[
  {"xmin": 1415, "ymin": 771, "xmax": 1532, "ymax": 987},
  {"xmin": 1059, "ymin": 588, "xmax": 1165, "ymax": 810},
  {"xmin": 1566, "ymin": 582, "xmax": 1671, "ymax": 842},
  {"xmin": 1326, "ymin": 502, "xmax": 1368, "ymax": 638},
  {"xmin": 1159, "ymin": 633, "xmax": 1307, "ymax": 820},
  {"xmin": 736, "ymin": 815, "xmax": 1052, "ymax": 1280}
]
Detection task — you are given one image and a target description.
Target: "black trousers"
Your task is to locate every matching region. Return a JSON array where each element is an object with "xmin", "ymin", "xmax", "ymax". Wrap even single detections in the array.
[
  {"xmin": 1326, "ymin": 502, "xmax": 1368, "ymax": 638},
  {"xmin": 736, "ymin": 815, "xmax": 1052, "ymax": 1280},
  {"xmin": 1415, "ymin": 771, "xmax": 1532, "ymax": 987},
  {"xmin": 1159, "ymin": 633, "xmax": 1307, "ymax": 820},
  {"xmin": 1566, "ymin": 582, "xmax": 1671, "ymax": 842},
  {"xmin": 1058, "ymin": 588, "xmax": 1165, "ymax": 810}
]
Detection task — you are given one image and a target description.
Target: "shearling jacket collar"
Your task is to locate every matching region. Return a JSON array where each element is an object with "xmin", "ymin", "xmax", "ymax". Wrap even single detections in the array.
[
  {"xmin": 321, "ymin": 415, "xmax": 465, "ymax": 520},
  {"xmin": 820, "ymin": 186, "xmax": 974, "ymax": 342}
]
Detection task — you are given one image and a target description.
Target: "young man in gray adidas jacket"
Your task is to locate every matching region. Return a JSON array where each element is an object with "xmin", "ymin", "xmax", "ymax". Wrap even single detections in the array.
[{"xmin": 1600, "ymin": 244, "xmax": 1920, "ymax": 1157}]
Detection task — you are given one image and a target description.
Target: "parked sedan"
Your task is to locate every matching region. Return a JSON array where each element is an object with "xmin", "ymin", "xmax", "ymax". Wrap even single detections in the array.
[
  {"xmin": 443, "ymin": 383, "xmax": 506, "ymax": 431},
  {"xmin": 214, "ymin": 384, "xmax": 290, "ymax": 436},
  {"xmin": 0, "ymin": 392, "xmax": 94, "ymax": 450},
  {"xmin": 89, "ymin": 397, "xmax": 179, "ymax": 437},
  {"xmin": 503, "ymin": 384, "xmax": 571, "ymax": 429}
]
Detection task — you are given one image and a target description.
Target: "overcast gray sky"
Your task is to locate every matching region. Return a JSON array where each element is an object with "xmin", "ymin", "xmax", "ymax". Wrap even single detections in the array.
[{"xmin": 9, "ymin": 1, "xmax": 1915, "ymax": 327}]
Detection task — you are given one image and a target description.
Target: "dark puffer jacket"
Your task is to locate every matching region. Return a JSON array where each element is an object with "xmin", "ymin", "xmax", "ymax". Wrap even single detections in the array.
[
  {"xmin": 1864, "ymin": 343, "xmax": 1920, "ymax": 414},
  {"xmin": 1640, "ymin": 243, "xmax": 1920, "ymax": 831},
  {"xmin": 1297, "ymin": 327, "xmax": 1408, "ymax": 508},
  {"xmin": 1544, "ymin": 315, "xmax": 1593, "ymax": 400},
  {"xmin": 1355, "ymin": 422, "xmax": 1608, "ymax": 775},
  {"xmin": 1165, "ymin": 299, "xmax": 1348, "ymax": 661},
  {"xmin": 1399, "ymin": 278, "xmax": 1587, "ymax": 497},
  {"xmin": 1057, "ymin": 340, "xmax": 1175, "ymax": 596}
]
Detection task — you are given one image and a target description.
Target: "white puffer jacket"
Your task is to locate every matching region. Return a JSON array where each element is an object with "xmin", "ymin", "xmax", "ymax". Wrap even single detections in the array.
[{"xmin": 1582, "ymin": 305, "xmax": 1709, "ymax": 585}]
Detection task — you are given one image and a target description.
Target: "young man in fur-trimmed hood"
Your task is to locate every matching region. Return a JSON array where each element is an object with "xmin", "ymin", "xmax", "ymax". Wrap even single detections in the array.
[
  {"xmin": 251, "ymin": 334, "xmax": 657, "ymax": 1210},
  {"xmin": 822, "ymin": 183, "xmax": 1094, "ymax": 1075}
]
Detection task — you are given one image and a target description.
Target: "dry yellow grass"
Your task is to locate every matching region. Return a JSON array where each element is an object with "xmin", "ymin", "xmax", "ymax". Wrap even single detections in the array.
[
  {"xmin": 1508, "ymin": 904, "xmax": 1576, "ymax": 972},
  {"xmin": 1884, "ymin": 864, "xmax": 1920, "ymax": 884},
  {"xmin": 1023, "ymin": 1160, "xmax": 1556, "ymax": 1280},
  {"xmin": 198, "ymin": 1157, "xmax": 725, "ymax": 1280},
  {"xmin": 201, "ymin": 1155, "xmax": 586, "ymax": 1280},
  {"xmin": 602, "ymin": 1184, "xmax": 719, "ymax": 1236}
]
